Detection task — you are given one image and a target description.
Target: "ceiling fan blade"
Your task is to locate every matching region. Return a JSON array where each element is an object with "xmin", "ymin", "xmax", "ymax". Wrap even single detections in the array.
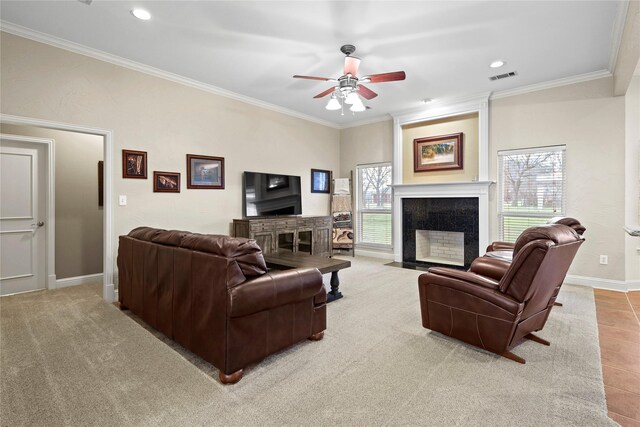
[
  {"xmin": 365, "ymin": 71, "xmax": 406, "ymax": 83},
  {"xmin": 357, "ymin": 84, "xmax": 378, "ymax": 100},
  {"xmin": 313, "ymin": 87, "xmax": 336, "ymax": 98},
  {"xmin": 344, "ymin": 56, "xmax": 361, "ymax": 76},
  {"xmin": 293, "ymin": 75, "xmax": 332, "ymax": 81}
]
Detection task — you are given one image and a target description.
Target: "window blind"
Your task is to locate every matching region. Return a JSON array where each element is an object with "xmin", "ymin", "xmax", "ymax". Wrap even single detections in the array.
[
  {"xmin": 356, "ymin": 163, "xmax": 392, "ymax": 247},
  {"xmin": 497, "ymin": 146, "xmax": 566, "ymax": 242}
]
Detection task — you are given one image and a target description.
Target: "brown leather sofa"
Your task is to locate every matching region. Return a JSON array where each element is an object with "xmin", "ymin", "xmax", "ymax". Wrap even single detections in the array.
[
  {"xmin": 117, "ymin": 227, "xmax": 327, "ymax": 384},
  {"xmin": 418, "ymin": 224, "xmax": 584, "ymax": 363}
]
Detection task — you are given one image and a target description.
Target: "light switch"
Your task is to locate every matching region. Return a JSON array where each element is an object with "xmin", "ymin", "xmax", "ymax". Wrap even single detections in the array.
[{"xmin": 119, "ymin": 195, "xmax": 127, "ymax": 206}]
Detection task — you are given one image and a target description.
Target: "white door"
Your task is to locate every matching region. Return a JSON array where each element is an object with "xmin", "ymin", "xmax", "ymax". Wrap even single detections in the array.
[{"xmin": 0, "ymin": 137, "xmax": 47, "ymax": 296}]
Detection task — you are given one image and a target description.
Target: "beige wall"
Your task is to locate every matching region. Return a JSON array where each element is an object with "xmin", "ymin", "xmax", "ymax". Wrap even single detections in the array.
[
  {"xmin": 1, "ymin": 124, "xmax": 104, "ymax": 279},
  {"xmin": 490, "ymin": 77, "xmax": 626, "ymax": 281},
  {"xmin": 339, "ymin": 119, "xmax": 393, "ymax": 178},
  {"xmin": 402, "ymin": 113, "xmax": 479, "ymax": 183},
  {"xmin": 0, "ymin": 33, "xmax": 340, "ymax": 249},
  {"xmin": 1, "ymin": 31, "xmax": 634, "ymax": 286}
]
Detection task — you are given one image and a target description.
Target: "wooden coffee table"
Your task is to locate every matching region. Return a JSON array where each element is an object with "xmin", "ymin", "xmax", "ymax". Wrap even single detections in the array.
[{"xmin": 263, "ymin": 251, "xmax": 351, "ymax": 303}]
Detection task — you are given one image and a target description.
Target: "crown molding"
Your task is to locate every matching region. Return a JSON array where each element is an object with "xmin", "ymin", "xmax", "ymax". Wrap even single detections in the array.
[
  {"xmin": 608, "ymin": 0, "xmax": 630, "ymax": 73},
  {"xmin": 489, "ymin": 69, "xmax": 612, "ymax": 100},
  {"xmin": 391, "ymin": 92, "xmax": 491, "ymax": 123},
  {"xmin": 338, "ymin": 114, "xmax": 393, "ymax": 130},
  {"xmin": 0, "ymin": 22, "xmax": 341, "ymax": 130}
]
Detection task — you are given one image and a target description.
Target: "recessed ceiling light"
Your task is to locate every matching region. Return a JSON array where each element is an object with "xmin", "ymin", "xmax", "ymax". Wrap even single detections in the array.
[
  {"xmin": 490, "ymin": 60, "xmax": 505, "ymax": 68},
  {"xmin": 131, "ymin": 8, "xmax": 151, "ymax": 20}
]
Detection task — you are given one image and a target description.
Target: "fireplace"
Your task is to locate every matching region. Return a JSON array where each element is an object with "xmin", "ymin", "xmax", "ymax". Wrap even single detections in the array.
[
  {"xmin": 415, "ymin": 230, "xmax": 464, "ymax": 266},
  {"xmin": 402, "ymin": 197, "xmax": 479, "ymax": 269}
]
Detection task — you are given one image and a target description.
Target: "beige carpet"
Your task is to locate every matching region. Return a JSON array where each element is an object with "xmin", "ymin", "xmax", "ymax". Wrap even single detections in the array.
[{"xmin": 1, "ymin": 256, "xmax": 616, "ymax": 426}]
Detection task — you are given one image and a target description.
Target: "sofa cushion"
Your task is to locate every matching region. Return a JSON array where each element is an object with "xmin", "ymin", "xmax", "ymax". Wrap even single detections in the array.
[
  {"xmin": 128, "ymin": 226, "xmax": 164, "ymax": 241},
  {"xmin": 128, "ymin": 227, "xmax": 268, "ymax": 278},
  {"xmin": 152, "ymin": 229, "xmax": 190, "ymax": 247},
  {"xmin": 180, "ymin": 233, "xmax": 267, "ymax": 277}
]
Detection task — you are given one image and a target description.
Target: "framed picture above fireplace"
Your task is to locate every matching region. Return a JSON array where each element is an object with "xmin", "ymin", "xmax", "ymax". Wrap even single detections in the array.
[{"xmin": 414, "ymin": 132, "xmax": 463, "ymax": 172}]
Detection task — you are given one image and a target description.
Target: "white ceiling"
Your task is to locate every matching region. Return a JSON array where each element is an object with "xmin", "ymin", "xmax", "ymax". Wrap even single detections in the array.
[{"xmin": 0, "ymin": 1, "xmax": 626, "ymax": 127}]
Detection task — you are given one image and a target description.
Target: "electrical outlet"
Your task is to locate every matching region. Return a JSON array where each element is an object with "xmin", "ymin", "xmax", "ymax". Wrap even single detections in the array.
[
  {"xmin": 599, "ymin": 255, "xmax": 608, "ymax": 265},
  {"xmin": 119, "ymin": 195, "xmax": 127, "ymax": 206}
]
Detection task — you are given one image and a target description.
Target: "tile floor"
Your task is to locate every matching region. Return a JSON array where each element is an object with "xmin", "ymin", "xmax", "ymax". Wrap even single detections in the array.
[{"xmin": 594, "ymin": 289, "xmax": 640, "ymax": 427}]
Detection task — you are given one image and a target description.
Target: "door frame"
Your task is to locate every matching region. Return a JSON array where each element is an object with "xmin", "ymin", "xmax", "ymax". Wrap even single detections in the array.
[
  {"xmin": 0, "ymin": 114, "xmax": 115, "ymax": 303},
  {"xmin": 0, "ymin": 134, "xmax": 53, "ymax": 294}
]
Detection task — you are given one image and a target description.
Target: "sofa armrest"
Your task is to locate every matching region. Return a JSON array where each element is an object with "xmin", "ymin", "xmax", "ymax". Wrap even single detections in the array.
[
  {"xmin": 228, "ymin": 268, "xmax": 323, "ymax": 318},
  {"xmin": 468, "ymin": 257, "xmax": 511, "ymax": 282}
]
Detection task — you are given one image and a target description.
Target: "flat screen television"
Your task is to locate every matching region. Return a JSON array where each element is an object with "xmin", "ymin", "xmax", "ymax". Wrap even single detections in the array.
[{"xmin": 243, "ymin": 171, "xmax": 302, "ymax": 217}]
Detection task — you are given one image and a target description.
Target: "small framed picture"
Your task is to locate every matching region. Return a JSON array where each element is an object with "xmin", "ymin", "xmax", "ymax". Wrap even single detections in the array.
[
  {"xmin": 187, "ymin": 154, "xmax": 224, "ymax": 189},
  {"xmin": 414, "ymin": 133, "xmax": 463, "ymax": 172},
  {"xmin": 311, "ymin": 169, "xmax": 331, "ymax": 193},
  {"xmin": 122, "ymin": 149, "xmax": 147, "ymax": 179},
  {"xmin": 153, "ymin": 171, "xmax": 180, "ymax": 193}
]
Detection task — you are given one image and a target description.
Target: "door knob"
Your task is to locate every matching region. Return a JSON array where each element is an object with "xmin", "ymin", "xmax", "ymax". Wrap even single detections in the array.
[{"xmin": 31, "ymin": 221, "xmax": 45, "ymax": 228}]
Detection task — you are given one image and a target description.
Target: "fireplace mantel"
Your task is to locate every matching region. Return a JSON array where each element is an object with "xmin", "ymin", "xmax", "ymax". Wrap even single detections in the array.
[
  {"xmin": 391, "ymin": 181, "xmax": 494, "ymax": 263},
  {"xmin": 392, "ymin": 181, "xmax": 493, "ymax": 196}
]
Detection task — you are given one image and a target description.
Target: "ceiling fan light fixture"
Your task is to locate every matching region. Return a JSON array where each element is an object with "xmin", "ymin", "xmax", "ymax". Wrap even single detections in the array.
[
  {"xmin": 344, "ymin": 91, "xmax": 359, "ymax": 105},
  {"xmin": 131, "ymin": 8, "xmax": 151, "ymax": 20},
  {"xmin": 325, "ymin": 95, "xmax": 341, "ymax": 110},
  {"xmin": 350, "ymin": 97, "xmax": 366, "ymax": 112}
]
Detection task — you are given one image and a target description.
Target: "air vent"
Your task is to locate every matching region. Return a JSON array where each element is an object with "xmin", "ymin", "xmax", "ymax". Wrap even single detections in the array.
[{"xmin": 489, "ymin": 71, "xmax": 518, "ymax": 81}]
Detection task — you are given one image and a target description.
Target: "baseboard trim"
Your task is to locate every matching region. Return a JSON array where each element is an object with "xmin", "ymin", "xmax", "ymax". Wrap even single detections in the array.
[
  {"xmin": 105, "ymin": 283, "xmax": 116, "ymax": 303},
  {"xmin": 354, "ymin": 248, "xmax": 396, "ymax": 260},
  {"xmin": 47, "ymin": 274, "xmax": 57, "ymax": 289},
  {"xmin": 54, "ymin": 273, "xmax": 103, "ymax": 289},
  {"xmin": 564, "ymin": 274, "xmax": 631, "ymax": 292},
  {"xmin": 627, "ymin": 280, "xmax": 640, "ymax": 291}
]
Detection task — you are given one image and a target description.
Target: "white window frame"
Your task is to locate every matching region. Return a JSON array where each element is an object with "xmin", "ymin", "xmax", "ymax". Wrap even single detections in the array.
[
  {"xmin": 356, "ymin": 162, "xmax": 393, "ymax": 249},
  {"xmin": 497, "ymin": 145, "xmax": 566, "ymax": 242}
]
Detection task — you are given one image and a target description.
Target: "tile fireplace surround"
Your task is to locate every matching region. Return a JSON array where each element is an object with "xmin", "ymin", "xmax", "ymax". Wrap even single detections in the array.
[
  {"xmin": 392, "ymin": 182, "xmax": 493, "ymax": 266},
  {"xmin": 404, "ymin": 198, "xmax": 479, "ymax": 269}
]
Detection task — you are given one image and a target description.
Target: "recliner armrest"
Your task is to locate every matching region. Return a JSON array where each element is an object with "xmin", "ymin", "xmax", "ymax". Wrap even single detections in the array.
[
  {"xmin": 228, "ymin": 268, "xmax": 323, "ymax": 318},
  {"xmin": 428, "ymin": 267, "xmax": 500, "ymax": 290},
  {"xmin": 419, "ymin": 269, "xmax": 522, "ymax": 318},
  {"xmin": 468, "ymin": 257, "xmax": 511, "ymax": 282},
  {"xmin": 486, "ymin": 241, "xmax": 515, "ymax": 252}
]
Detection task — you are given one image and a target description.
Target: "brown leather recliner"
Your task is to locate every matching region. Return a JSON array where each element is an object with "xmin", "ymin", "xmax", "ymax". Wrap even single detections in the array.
[
  {"xmin": 418, "ymin": 224, "xmax": 584, "ymax": 363},
  {"xmin": 117, "ymin": 227, "xmax": 327, "ymax": 384},
  {"xmin": 486, "ymin": 216, "xmax": 586, "ymax": 254},
  {"xmin": 479, "ymin": 217, "xmax": 586, "ymax": 306}
]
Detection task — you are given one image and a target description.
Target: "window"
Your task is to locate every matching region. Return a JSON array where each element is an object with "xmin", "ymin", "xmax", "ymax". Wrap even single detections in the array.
[
  {"xmin": 356, "ymin": 162, "xmax": 392, "ymax": 247},
  {"xmin": 498, "ymin": 145, "xmax": 566, "ymax": 242}
]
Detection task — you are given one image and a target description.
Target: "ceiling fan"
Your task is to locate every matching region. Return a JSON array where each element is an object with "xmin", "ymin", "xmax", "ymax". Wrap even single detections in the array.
[{"xmin": 293, "ymin": 44, "xmax": 406, "ymax": 114}]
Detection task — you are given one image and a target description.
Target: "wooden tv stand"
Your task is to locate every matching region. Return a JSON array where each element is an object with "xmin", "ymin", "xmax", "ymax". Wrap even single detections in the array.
[{"xmin": 233, "ymin": 216, "xmax": 332, "ymax": 257}]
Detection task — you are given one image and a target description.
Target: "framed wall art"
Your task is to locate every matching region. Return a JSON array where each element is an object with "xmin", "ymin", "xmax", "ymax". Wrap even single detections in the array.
[
  {"xmin": 153, "ymin": 171, "xmax": 180, "ymax": 193},
  {"xmin": 187, "ymin": 154, "xmax": 224, "ymax": 189},
  {"xmin": 122, "ymin": 149, "xmax": 147, "ymax": 179},
  {"xmin": 311, "ymin": 168, "xmax": 331, "ymax": 193},
  {"xmin": 413, "ymin": 133, "xmax": 463, "ymax": 172}
]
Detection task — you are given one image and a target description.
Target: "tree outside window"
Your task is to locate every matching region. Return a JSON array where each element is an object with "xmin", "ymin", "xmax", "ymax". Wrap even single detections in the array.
[
  {"xmin": 498, "ymin": 146, "xmax": 566, "ymax": 242},
  {"xmin": 357, "ymin": 163, "xmax": 392, "ymax": 247}
]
